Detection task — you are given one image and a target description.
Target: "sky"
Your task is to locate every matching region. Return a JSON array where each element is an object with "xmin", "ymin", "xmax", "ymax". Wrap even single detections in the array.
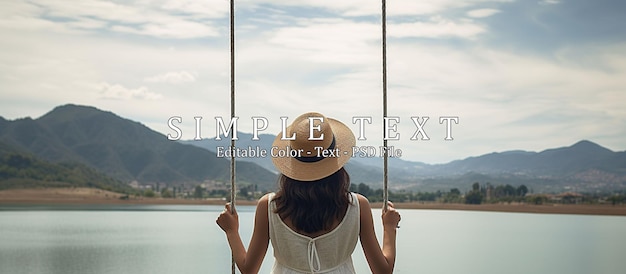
[{"xmin": 1, "ymin": 0, "xmax": 625, "ymax": 164}]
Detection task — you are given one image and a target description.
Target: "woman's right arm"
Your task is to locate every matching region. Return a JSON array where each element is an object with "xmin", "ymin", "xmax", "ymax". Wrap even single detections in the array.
[{"xmin": 357, "ymin": 194, "xmax": 401, "ymax": 274}]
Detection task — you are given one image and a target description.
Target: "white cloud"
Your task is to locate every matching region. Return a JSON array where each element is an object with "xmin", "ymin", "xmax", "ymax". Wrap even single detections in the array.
[
  {"xmin": 99, "ymin": 82, "xmax": 162, "ymax": 100},
  {"xmin": 0, "ymin": 0, "xmax": 222, "ymax": 39},
  {"xmin": 243, "ymin": 0, "xmax": 511, "ymax": 17},
  {"xmin": 381, "ymin": 42, "xmax": 626, "ymax": 161},
  {"xmin": 0, "ymin": 0, "xmax": 504, "ymax": 40},
  {"xmin": 390, "ymin": 16, "xmax": 486, "ymax": 39},
  {"xmin": 2, "ymin": 0, "xmax": 626, "ymax": 163},
  {"xmin": 160, "ymin": 0, "xmax": 228, "ymax": 18},
  {"xmin": 266, "ymin": 19, "xmax": 379, "ymax": 65},
  {"xmin": 467, "ymin": 8, "xmax": 501, "ymax": 18},
  {"xmin": 539, "ymin": 0, "xmax": 561, "ymax": 5},
  {"xmin": 110, "ymin": 20, "xmax": 218, "ymax": 39},
  {"xmin": 66, "ymin": 17, "xmax": 109, "ymax": 30},
  {"xmin": 259, "ymin": 15, "xmax": 485, "ymax": 69},
  {"xmin": 144, "ymin": 71, "xmax": 197, "ymax": 84}
]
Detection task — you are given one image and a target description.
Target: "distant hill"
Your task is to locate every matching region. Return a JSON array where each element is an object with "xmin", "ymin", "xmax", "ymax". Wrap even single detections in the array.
[
  {"xmin": 422, "ymin": 140, "xmax": 626, "ymax": 192},
  {"xmin": 439, "ymin": 140, "xmax": 615, "ymax": 175},
  {"xmin": 2, "ymin": 104, "xmax": 624, "ymax": 194},
  {"xmin": 186, "ymin": 136, "xmax": 626, "ymax": 193},
  {"xmin": 0, "ymin": 104, "xmax": 277, "ymax": 191},
  {"xmin": 0, "ymin": 145, "xmax": 132, "ymax": 193}
]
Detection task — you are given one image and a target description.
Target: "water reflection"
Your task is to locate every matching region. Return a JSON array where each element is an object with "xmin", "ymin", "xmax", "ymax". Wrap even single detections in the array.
[{"xmin": 0, "ymin": 205, "xmax": 625, "ymax": 274}]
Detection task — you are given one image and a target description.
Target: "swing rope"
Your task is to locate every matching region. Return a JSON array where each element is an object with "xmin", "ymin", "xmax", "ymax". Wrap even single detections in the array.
[
  {"xmin": 381, "ymin": 0, "xmax": 389, "ymax": 212},
  {"xmin": 229, "ymin": 0, "xmax": 236, "ymax": 211},
  {"xmin": 229, "ymin": 0, "xmax": 236, "ymax": 273},
  {"xmin": 225, "ymin": 1, "xmax": 389, "ymax": 272}
]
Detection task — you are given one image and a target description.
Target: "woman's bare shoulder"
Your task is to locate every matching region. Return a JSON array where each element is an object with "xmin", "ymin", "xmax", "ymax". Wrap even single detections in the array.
[
  {"xmin": 354, "ymin": 193, "xmax": 368, "ymax": 201},
  {"xmin": 256, "ymin": 193, "xmax": 273, "ymax": 208},
  {"xmin": 253, "ymin": 193, "xmax": 271, "ymax": 221},
  {"xmin": 258, "ymin": 193, "xmax": 272, "ymax": 202},
  {"xmin": 354, "ymin": 193, "xmax": 371, "ymax": 208}
]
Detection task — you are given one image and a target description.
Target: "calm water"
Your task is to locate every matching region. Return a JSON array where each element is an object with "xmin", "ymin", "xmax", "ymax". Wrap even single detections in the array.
[{"xmin": 1, "ymin": 204, "xmax": 625, "ymax": 274}]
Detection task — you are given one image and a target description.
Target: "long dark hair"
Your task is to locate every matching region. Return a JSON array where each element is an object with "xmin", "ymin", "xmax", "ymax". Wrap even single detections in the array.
[{"xmin": 273, "ymin": 167, "xmax": 351, "ymax": 233}]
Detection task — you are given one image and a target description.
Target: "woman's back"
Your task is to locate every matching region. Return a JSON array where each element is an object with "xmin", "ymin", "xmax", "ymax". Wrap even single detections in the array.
[
  {"xmin": 268, "ymin": 192, "xmax": 360, "ymax": 274},
  {"xmin": 216, "ymin": 112, "xmax": 399, "ymax": 274}
]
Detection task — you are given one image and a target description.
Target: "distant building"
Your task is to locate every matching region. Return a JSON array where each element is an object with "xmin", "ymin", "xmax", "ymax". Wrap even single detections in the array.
[
  {"xmin": 551, "ymin": 192, "xmax": 583, "ymax": 204},
  {"xmin": 129, "ymin": 181, "xmax": 140, "ymax": 189}
]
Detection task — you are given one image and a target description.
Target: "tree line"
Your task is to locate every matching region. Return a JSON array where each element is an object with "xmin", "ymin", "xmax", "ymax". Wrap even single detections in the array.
[
  {"xmin": 350, "ymin": 182, "xmax": 626, "ymax": 206},
  {"xmin": 350, "ymin": 182, "xmax": 526, "ymax": 204},
  {"xmin": 0, "ymin": 152, "xmax": 133, "ymax": 194}
]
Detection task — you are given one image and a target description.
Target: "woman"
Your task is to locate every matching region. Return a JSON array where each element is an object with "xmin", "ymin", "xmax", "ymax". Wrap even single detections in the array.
[{"xmin": 217, "ymin": 112, "xmax": 401, "ymax": 274}]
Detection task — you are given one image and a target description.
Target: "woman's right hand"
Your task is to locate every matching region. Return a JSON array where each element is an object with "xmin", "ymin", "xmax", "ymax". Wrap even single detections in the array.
[
  {"xmin": 216, "ymin": 202, "xmax": 239, "ymax": 234},
  {"xmin": 382, "ymin": 201, "xmax": 401, "ymax": 229}
]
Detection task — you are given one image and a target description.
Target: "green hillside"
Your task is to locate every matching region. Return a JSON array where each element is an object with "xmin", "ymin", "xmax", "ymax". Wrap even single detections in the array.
[
  {"xmin": 0, "ymin": 104, "xmax": 277, "ymax": 191},
  {"xmin": 0, "ymin": 147, "xmax": 133, "ymax": 193}
]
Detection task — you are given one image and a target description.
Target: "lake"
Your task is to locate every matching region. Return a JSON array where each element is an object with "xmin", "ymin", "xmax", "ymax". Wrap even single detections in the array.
[{"xmin": 1, "ymin": 204, "xmax": 625, "ymax": 274}]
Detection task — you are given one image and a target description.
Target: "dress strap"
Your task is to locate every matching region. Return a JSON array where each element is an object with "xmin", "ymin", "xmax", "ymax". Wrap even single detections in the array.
[
  {"xmin": 267, "ymin": 193, "xmax": 275, "ymax": 218},
  {"xmin": 307, "ymin": 239, "xmax": 321, "ymax": 273}
]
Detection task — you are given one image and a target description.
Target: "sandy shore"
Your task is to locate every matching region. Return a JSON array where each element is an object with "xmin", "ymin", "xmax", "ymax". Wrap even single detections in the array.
[
  {"xmin": 374, "ymin": 202, "xmax": 626, "ymax": 216},
  {"xmin": 0, "ymin": 188, "xmax": 258, "ymax": 206},
  {"xmin": 1, "ymin": 188, "xmax": 625, "ymax": 216}
]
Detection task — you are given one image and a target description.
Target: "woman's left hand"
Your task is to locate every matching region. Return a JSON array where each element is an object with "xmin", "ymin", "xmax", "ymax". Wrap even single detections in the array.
[
  {"xmin": 382, "ymin": 201, "xmax": 401, "ymax": 229},
  {"xmin": 216, "ymin": 202, "xmax": 239, "ymax": 234}
]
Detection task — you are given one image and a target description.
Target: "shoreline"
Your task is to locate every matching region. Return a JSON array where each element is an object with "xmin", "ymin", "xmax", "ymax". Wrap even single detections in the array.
[{"xmin": 1, "ymin": 188, "xmax": 625, "ymax": 216}]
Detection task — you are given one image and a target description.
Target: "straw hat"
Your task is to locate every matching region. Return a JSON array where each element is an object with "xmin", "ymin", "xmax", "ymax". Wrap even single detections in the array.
[{"xmin": 271, "ymin": 112, "xmax": 356, "ymax": 181}]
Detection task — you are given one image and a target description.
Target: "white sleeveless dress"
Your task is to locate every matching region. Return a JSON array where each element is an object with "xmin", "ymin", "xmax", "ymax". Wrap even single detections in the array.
[{"xmin": 268, "ymin": 192, "xmax": 360, "ymax": 274}]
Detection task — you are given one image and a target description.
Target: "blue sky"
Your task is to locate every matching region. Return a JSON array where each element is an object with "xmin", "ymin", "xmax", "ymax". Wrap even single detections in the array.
[{"xmin": 1, "ymin": 0, "xmax": 625, "ymax": 163}]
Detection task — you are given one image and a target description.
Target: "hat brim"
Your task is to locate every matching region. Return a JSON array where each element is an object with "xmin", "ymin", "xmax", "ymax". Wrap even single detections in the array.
[{"xmin": 271, "ymin": 118, "xmax": 356, "ymax": 181}]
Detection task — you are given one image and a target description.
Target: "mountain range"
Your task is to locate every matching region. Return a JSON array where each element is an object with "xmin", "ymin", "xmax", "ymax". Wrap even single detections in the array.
[
  {"xmin": 185, "ymin": 133, "xmax": 626, "ymax": 193},
  {"xmin": 1, "ymin": 104, "xmax": 625, "ymax": 193},
  {"xmin": 0, "ymin": 104, "xmax": 277, "ymax": 191}
]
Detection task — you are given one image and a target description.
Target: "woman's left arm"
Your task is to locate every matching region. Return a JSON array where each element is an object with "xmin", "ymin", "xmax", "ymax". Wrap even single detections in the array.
[{"xmin": 216, "ymin": 194, "xmax": 270, "ymax": 274}]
